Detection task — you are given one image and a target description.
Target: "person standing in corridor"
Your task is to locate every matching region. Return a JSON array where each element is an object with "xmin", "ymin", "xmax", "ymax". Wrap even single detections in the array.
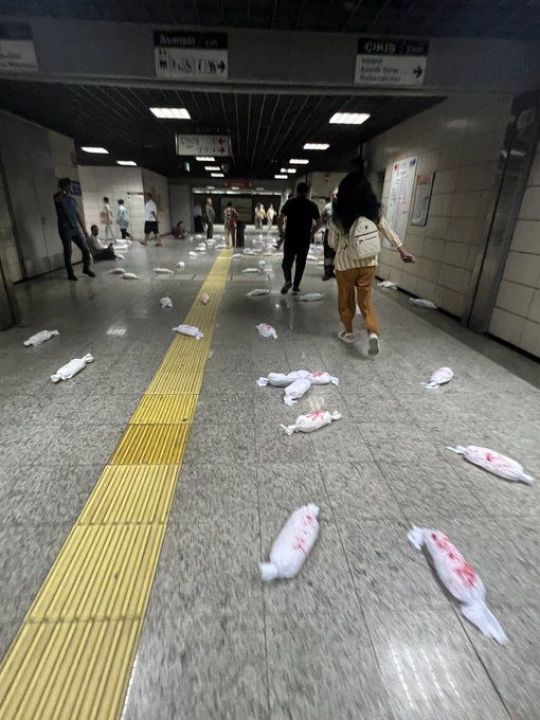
[
  {"xmin": 117, "ymin": 199, "xmax": 131, "ymax": 239},
  {"xmin": 278, "ymin": 182, "xmax": 321, "ymax": 295},
  {"xmin": 223, "ymin": 201, "xmax": 238, "ymax": 248},
  {"xmin": 101, "ymin": 197, "xmax": 114, "ymax": 240},
  {"xmin": 53, "ymin": 178, "xmax": 95, "ymax": 281},
  {"xmin": 141, "ymin": 192, "xmax": 161, "ymax": 246},
  {"xmin": 204, "ymin": 197, "xmax": 215, "ymax": 239}
]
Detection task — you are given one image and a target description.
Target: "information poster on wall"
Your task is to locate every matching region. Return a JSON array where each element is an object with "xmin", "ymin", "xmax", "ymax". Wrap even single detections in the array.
[
  {"xmin": 385, "ymin": 157, "xmax": 417, "ymax": 244},
  {"xmin": 411, "ymin": 173, "xmax": 434, "ymax": 226}
]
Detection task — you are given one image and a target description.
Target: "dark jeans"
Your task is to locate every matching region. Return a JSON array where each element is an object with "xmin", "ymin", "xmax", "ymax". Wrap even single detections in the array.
[
  {"xmin": 60, "ymin": 228, "xmax": 91, "ymax": 277},
  {"xmin": 323, "ymin": 229, "xmax": 336, "ymax": 276},
  {"xmin": 206, "ymin": 223, "xmax": 214, "ymax": 239},
  {"xmin": 120, "ymin": 228, "xmax": 131, "ymax": 239},
  {"xmin": 93, "ymin": 247, "xmax": 116, "ymax": 261},
  {"xmin": 282, "ymin": 239, "xmax": 310, "ymax": 288},
  {"xmin": 194, "ymin": 216, "xmax": 204, "ymax": 233}
]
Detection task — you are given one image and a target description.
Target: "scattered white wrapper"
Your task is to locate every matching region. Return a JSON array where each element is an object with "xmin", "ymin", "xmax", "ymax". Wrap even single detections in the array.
[
  {"xmin": 257, "ymin": 260, "xmax": 267, "ymax": 269},
  {"xmin": 257, "ymin": 370, "xmax": 310, "ymax": 388},
  {"xmin": 106, "ymin": 268, "xmax": 126, "ymax": 275},
  {"xmin": 260, "ymin": 504, "xmax": 320, "ymax": 581},
  {"xmin": 24, "ymin": 329, "xmax": 59, "ymax": 347},
  {"xmin": 447, "ymin": 445, "xmax": 534, "ymax": 484},
  {"xmin": 408, "ymin": 527, "xmax": 507, "ymax": 644},
  {"xmin": 122, "ymin": 272, "xmax": 139, "ymax": 280},
  {"xmin": 283, "ymin": 410, "xmax": 342, "ymax": 436},
  {"xmin": 51, "ymin": 353, "xmax": 94, "ymax": 383},
  {"xmin": 256, "ymin": 323, "xmax": 278, "ymax": 339},
  {"xmin": 307, "ymin": 371, "xmax": 339, "ymax": 386},
  {"xmin": 215, "ymin": 243, "xmax": 227, "ymax": 249},
  {"xmin": 423, "ymin": 366, "xmax": 454, "ymax": 389},
  {"xmin": 177, "ymin": 261, "xmax": 185, "ymax": 268},
  {"xmin": 242, "ymin": 268, "xmax": 259, "ymax": 273},
  {"xmin": 232, "ymin": 253, "xmax": 243, "ymax": 260},
  {"xmin": 160, "ymin": 296, "xmax": 173, "ymax": 308},
  {"xmin": 200, "ymin": 293, "xmax": 210, "ymax": 305},
  {"xmin": 244, "ymin": 249, "xmax": 257, "ymax": 255},
  {"xmin": 410, "ymin": 297, "xmax": 437, "ymax": 309},
  {"xmin": 189, "ymin": 251, "xmax": 198, "ymax": 258},
  {"xmin": 299, "ymin": 293, "xmax": 324, "ymax": 302},
  {"xmin": 246, "ymin": 288, "xmax": 270, "ymax": 297},
  {"xmin": 378, "ymin": 280, "xmax": 398, "ymax": 289},
  {"xmin": 115, "ymin": 253, "xmax": 126, "ymax": 260},
  {"xmin": 153, "ymin": 267, "xmax": 174, "ymax": 274},
  {"xmin": 306, "ymin": 254, "xmax": 318, "ymax": 261},
  {"xmin": 284, "ymin": 378, "xmax": 311, "ymax": 406},
  {"xmin": 172, "ymin": 324, "xmax": 204, "ymax": 340}
]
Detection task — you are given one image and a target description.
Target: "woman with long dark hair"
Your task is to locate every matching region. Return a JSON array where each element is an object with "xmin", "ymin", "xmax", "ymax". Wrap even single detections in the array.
[{"xmin": 328, "ymin": 171, "xmax": 415, "ymax": 354}]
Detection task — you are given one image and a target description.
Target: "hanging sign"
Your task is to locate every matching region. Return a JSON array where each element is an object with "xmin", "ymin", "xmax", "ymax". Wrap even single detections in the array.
[
  {"xmin": 411, "ymin": 173, "xmax": 434, "ymax": 227},
  {"xmin": 355, "ymin": 37, "xmax": 428, "ymax": 87},
  {"xmin": 154, "ymin": 31, "xmax": 228, "ymax": 81},
  {"xmin": 0, "ymin": 23, "xmax": 38, "ymax": 73},
  {"xmin": 176, "ymin": 134, "xmax": 231, "ymax": 157},
  {"xmin": 386, "ymin": 157, "xmax": 417, "ymax": 243}
]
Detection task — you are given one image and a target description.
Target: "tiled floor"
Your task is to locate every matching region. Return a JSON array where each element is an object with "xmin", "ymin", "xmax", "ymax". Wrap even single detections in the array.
[{"xmin": 1, "ymin": 230, "xmax": 540, "ymax": 720}]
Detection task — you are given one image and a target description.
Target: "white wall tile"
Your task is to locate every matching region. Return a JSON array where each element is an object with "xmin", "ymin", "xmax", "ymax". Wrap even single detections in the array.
[
  {"xmin": 528, "ymin": 290, "xmax": 540, "ymax": 323},
  {"xmin": 503, "ymin": 251, "xmax": 540, "ymax": 287},
  {"xmin": 495, "ymin": 280, "xmax": 534, "ymax": 317},
  {"xmin": 520, "ymin": 320, "xmax": 540, "ymax": 357},
  {"xmin": 519, "ymin": 186, "xmax": 540, "ymax": 221},
  {"xmin": 510, "ymin": 220, "xmax": 540, "ymax": 254},
  {"xmin": 489, "ymin": 307, "xmax": 525, "ymax": 346}
]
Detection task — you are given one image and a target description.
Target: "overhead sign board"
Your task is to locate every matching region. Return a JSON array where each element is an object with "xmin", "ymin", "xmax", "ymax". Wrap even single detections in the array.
[
  {"xmin": 176, "ymin": 134, "xmax": 231, "ymax": 157},
  {"xmin": 155, "ymin": 31, "xmax": 228, "ymax": 81},
  {"xmin": 0, "ymin": 23, "xmax": 38, "ymax": 73},
  {"xmin": 355, "ymin": 37, "xmax": 428, "ymax": 87}
]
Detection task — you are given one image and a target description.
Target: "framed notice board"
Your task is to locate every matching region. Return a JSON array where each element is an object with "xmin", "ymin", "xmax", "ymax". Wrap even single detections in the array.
[{"xmin": 411, "ymin": 173, "xmax": 434, "ymax": 226}]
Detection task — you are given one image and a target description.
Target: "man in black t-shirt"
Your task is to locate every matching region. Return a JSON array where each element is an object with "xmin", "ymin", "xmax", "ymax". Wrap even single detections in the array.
[{"xmin": 277, "ymin": 183, "xmax": 321, "ymax": 294}]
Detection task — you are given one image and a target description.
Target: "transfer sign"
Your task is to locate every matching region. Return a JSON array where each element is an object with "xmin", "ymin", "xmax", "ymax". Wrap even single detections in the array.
[
  {"xmin": 154, "ymin": 31, "xmax": 228, "ymax": 81},
  {"xmin": 355, "ymin": 38, "xmax": 428, "ymax": 87}
]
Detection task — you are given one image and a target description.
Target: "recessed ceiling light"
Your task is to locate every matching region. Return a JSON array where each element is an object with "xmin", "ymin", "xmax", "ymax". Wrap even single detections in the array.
[
  {"xmin": 116, "ymin": 160, "xmax": 137, "ymax": 166},
  {"xmin": 256, "ymin": 187, "xmax": 265, "ymax": 191},
  {"xmin": 286, "ymin": 168, "xmax": 297, "ymax": 174},
  {"xmin": 289, "ymin": 158, "xmax": 309, "ymax": 165},
  {"xmin": 274, "ymin": 174, "xmax": 288, "ymax": 179},
  {"xmin": 211, "ymin": 173, "xmax": 224, "ymax": 177},
  {"xmin": 150, "ymin": 107, "xmax": 191, "ymax": 119},
  {"xmin": 81, "ymin": 146, "xmax": 108, "ymax": 154},
  {"xmin": 204, "ymin": 166, "xmax": 220, "ymax": 171},
  {"xmin": 329, "ymin": 112, "xmax": 370, "ymax": 125},
  {"xmin": 303, "ymin": 143, "xmax": 330, "ymax": 150},
  {"xmin": 207, "ymin": 185, "xmax": 215, "ymax": 189},
  {"xmin": 196, "ymin": 156, "xmax": 215, "ymax": 161},
  {"xmin": 231, "ymin": 186, "xmax": 240, "ymax": 190}
]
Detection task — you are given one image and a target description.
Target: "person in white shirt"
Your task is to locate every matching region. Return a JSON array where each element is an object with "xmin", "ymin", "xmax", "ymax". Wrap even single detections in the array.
[
  {"xmin": 100, "ymin": 197, "xmax": 114, "ymax": 240},
  {"xmin": 117, "ymin": 199, "xmax": 131, "ymax": 239},
  {"xmin": 87, "ymin": 224, "xmax": 117, "ymax": 261},
  {"xmin": 266, "ymin": 203, "xmax": 275, "ymax": 229},
  {"xmin": 141, "ymin": 192, "xmax": 161, "ymax": 246}
]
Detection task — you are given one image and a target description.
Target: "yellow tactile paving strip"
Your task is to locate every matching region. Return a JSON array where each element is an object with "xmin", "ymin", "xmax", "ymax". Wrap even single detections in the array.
[{"xmin": 0, "ymin": 251, "xmax": 232, "ymax": 720}]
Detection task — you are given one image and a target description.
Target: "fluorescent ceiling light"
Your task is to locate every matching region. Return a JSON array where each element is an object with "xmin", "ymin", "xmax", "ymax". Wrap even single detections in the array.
[
  {"xmin": 116, "ymin": 160, "xmax": 137, "ymax": 166},
  {"xmin": 286, "ymin": 168, "xmax": 297, "ymax": 174},
  {"xmin": 329, "ymin": 112, "xmax": 370, "ymax": 125},
  {"xmin": 303, "ymin": 143, "xmax": 330, "ymax": 150},
  {"xmin": 204, "ymin": 166, "xmax": 220, "ymax": 171},
  {"xmin": 150, "ymin": 107, "xmax": 191, "ymax": 119},
  {"xmin": 206, "ymin": 185, "xmax": 215, "ymax": 189},
  {"xmin": 81, "ymin": 146, "xmax": 108, "ymax": 154},
  {"xmin": 196, "ymin": 156, "xmax": 215, "ymax": 161},
  {"xmin": 289, "ymin": 158, "xmax": 309, "ymax": 165},
  {"xmin": 274, "ymin": 174, "xmax": 288, "ymax": 179},
  {"xmin": 256, "ymin": 187, "xmax": 265, "ymax": 191},
  {"xmin": 211, "ymin": 172, "xmax": 224, "ymax": 177},
  {"xmin": 231, "ymin": 186, "xmax": 240, "ymax": 190}
]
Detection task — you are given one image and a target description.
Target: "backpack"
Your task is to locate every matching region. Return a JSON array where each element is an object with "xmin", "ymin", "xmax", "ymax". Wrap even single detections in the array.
[{"xmin": 346, "ymin": 217, "xmax": 381, "ymax": 259}]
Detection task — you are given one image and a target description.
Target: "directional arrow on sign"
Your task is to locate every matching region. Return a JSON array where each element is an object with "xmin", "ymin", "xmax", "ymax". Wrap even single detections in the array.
[
  {"xmin": 413, "ymin": 65, "xmax": 423, "ymax": 79},
  {"xmin": 217, "ymin": 60, "xmax": 226, "ymax": 73}
]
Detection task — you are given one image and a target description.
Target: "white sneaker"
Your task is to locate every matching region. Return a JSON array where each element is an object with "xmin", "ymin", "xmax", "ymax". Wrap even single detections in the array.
[
  {"xmin": 338, "ymin": 329, "xmax": 354, "ymax": 345},
  {"xmin": 368, "ymin": 333, "xmax": 379, "ymax": 355}
]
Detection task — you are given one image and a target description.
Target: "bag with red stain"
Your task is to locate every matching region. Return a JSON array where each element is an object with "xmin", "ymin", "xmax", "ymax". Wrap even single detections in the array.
[
  {"xmin": 448, "ymin": 446, "xmax": 534, "ymax": 485},
  {"xmin": 260, "ymin": 504, "xmax": 320, "ymax": 581},
  {"xmin": 408, "ymin": 527, "xmax": 507, "ymax": 643},
  {"xmin": 255, "ymin": 323, "xmax": 278, "ymax": 339},
  {"xmin": 282, "ymin": 410, "xmax": 342, "ymax": 436},
  {"xmin": 307, "ymin": 371, "xmax": 339, "ymax": 386}
]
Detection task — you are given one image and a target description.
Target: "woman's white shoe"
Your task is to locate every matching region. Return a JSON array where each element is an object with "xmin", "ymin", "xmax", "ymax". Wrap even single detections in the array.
[
  {"xmin": 338, "ymin": 330, "xmax": 354, "ymax": 345},
  {"xmin": 368, "ymin": 333, "xmax": 379, "ymax": 355}
]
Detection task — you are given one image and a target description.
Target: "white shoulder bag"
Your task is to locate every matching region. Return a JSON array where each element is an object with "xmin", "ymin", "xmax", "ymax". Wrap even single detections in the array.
[{"xmin": 348, "ymin": 217, "xmax": 381, "ymax": 259}]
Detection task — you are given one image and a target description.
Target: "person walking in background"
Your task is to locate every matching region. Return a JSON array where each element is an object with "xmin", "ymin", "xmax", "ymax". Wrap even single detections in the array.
[
  {"xmin": 328, "ymin": 170, "xmax": 415, "ymax": 354},
  {"xmin": 87, "ymin": 225, "xmax": 117, "ymax": 261},
  {"xmin": 141, "ymin": 192, "xmax": 161, "ymax": 246},
  {"xmin": 194, "ymin": 202, "xmax": 204, "ymax": 233},
  {"xmin": 278, "ymin": 182, "xmax": 321, "ymax": 295},
  {"xmin": 258, "ymin": 204, "xmax": 267, "ymax": 229},
  {"xmin": 322, "ymin": 189, "xmax": 337, "ymax": 281},
  {"xmin": 266, "ymin": 203, "xmax": 275, "ymax": 229},
  {"xmin": 254, "ymin": 203, "xmax": 262, "ymax": 230},
  {"xmin": 274, "ymin": 194, "xmax": 293, "ymax": 250},
  {"xmin": 117, "ymin": 199, "xmax": 131, "ymax": 239},
  {"xmin": 101, "ymin": 197, "xmax": 114, "ymax": 240},
  {"xmin": 223, "ymin": 201, "xmax": 238, "ymax": 248},
  {"xmin": 204, "ymin": 197, "xmax": 215, "ymax": 239},
  {"xmin": 53, "ymin": 177, "xmax": 95, "ymax": 281}
]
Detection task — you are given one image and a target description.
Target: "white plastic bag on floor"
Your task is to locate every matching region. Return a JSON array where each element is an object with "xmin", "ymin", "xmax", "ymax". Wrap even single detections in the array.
[
  {"xmin": 408, "ymin": 527, "xmax": 507, "ymax": 644},
  {"xmin": 122, "ymin": 272, "xmax": 139, "ymax": 280},
  {"xmin": 242, "ymin": 268, "xmax": 259, "ymax": 273},
  {"xmin": 106, "ymin": 267, "xmax": 126, "ymax": 274},
  {"xmin": 200, "ymin": 293, "xmax": 210, "ymax": 305},
  {"xmin": 447, "ymin": 445, "xmax": 534, "ymax": 484},
  {"xmin": 378, "ymin": 280, "xmax": 398, "ymax": 289},
  {"xmin": 283, "ymin": 410, "xmax": 342, "ymax": 436},
  {"xmin": 232, "ymin": 253, "xmax": 242, "ymax": 260},
  {"xmin": 177, "ymin": 261, "xmax": 186, "ymax": 268},
  {"xmin": 244, "ymin": 248, "xmax": 257, "ymax": 255},
  {"xmin": 215, "ymin": 243, "xmax": 227, "ymax": 249},
  {"xmin": 153, "ymin": 267, "xmax": 173, "ymax": 274},
  {"xmin": 410, "ymin": 298, "xmax": 437, "ymax": 309},
  {"xmin": 24, "ymin": 329, "xmax": 59, "ymax": 347},
  {"xmin": 160, "ymin": 296, "xmax": 173, "ymax": 309},
  {"xmin": 246, "ymin": 288, "xmax": 270, "ymax": 297},
  {"xmin": 260, "ymin": 504, "xmax": 320, "ymax": 581},
  {"xmin": 299, "ymin": 293, "xmax": 324, "ymax": 302},
  {"xmin": 51, "ymin": 353, "xmax": 94, "ymax": 383},
  {"xmin": 306, "ymin": 253, "xmax": 318, "ymax": 261},
  {"xmin": 307, "ymin": 371, "xmax": 339, "ymax": 386},
  {"xmin": 258, "ymin": 260, "xmax": 267, "ymax": 270},
  {"xmin": 284, "ymin": 378, "xmax": 311, "ymax": 406},
  {"xmin": 256, "ymin": 323, "xmax": 278, "ymax": 339},
  {"xmin": 423, "ymin": 366, "xmax": 454, "ymax": 389},
  {"xmin": 257, "ymin": 370, "xmax": 310, "ymax": 387},
  {"xmin": 172, "ymin": 324, "xmax": 204, "ymax": 340},
  {"xmin": 115, "ymin": 253, "xmax": 126, "ymax": 260},
  {"xmin": 189, "ymin": 251, "xmax": 198, "ymax": 258}
]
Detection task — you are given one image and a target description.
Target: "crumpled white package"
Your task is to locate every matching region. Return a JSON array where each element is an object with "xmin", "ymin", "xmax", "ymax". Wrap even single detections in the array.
[
  {"xmin": 263, "ymin": 250, "xmax": 274, "ymax": 256},
  {"xmin": 215, "ymin": 243, "xmax": 227, "ymax": 250},
  {"xmin": 189, "ymin": 251, "xmax": 198, "ymax": 258},
  {"xmin": 306, "ymin": 253, "xmax": 318, "ymax": 261},
  {"xmin": 244, "ymin": 248, "xmax": 257, "ymax": 255},
  {"xmin": 122, "ymin": 272, "xmax": 139, "ymax": 280},
  {"xmin": 408, "ymin": 527, "xmax": 507, "ymax": 644},
  {"xmin": 242, "ymin": 268, "xmax": 259, "ymax": 273},
  {"xmin": 256, "ymin": 370, "xmax": 310, "ymax": 387},
  {"xmin": 423, "ymin": 366, "xmax": 454, "ymax": 389},
  {"xmin": 106, "ymin": 267, "xmax": 126, "ymax": 275},
  {"xmin": 153, "ymin": 267, "xmax": 174, "ymax": 274},
  {"xmin": 115, "ymin": 252, "xmax": 126, "ymax": 260},
  {"xmin": 260, "ymin": 504, "xmax": 320, "ymax": 581},
  {"xmin": 177, "ymin": 261, "xmax": 185, "ymax": 268},
  {"xmin": 172, "ymin": 324, "xmax": 204, "ymax": 340},
  {"xmin": 447, "ymin": 445, "xmax": 534, "ymax": 484},
  {"xmin": 282, "ymin": 410, "xmax": 342, "ymax": 436},
  {"xmin": 257, "ymin": 260, "xmax": 267, "ymax": 269},
  {"xmin": 232, "ymin": 253, "xmax": 243, "ymax": 260},
  {"xmin": 299, "ymin": 293, "xmax": 324, "ymax": 302},
  {"xmin": 24, "ymin": 329, "xmax": 59, "ymax": 347},
  {"xmin": 284, "ymin": 378, "xmax": 311, "ymax": 406},
  {"xmin": 410, "ymin": 297, "xmax": 437, "ymax": 309},
  {"xmin": 246, "ymin": 288, "xmax": 270, "ymax": 297},
  {"xmin": 200, "ymin": 293, "xmax": 210, "ymax": 305},
  {"xmin": 196, "ymin": 249, "xmax": 207, "ymax": 254},
  {"xmin": 160, "ymin": 296, "xmax": 173, "ymax": 308},
  {"xmin": 378, "ymin": 280, "xmax": 398, "ymax": 289},
  {"xmin": 51, "ymin": 353, "xmax": 94, "ymax": 383},
  {"xmin": 307, "ymin": 370, "xmax": 339, "ymax": 386},
  {"xmin": 256, "ymin": 323, "xmax": 278, "ymax": 339}
]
